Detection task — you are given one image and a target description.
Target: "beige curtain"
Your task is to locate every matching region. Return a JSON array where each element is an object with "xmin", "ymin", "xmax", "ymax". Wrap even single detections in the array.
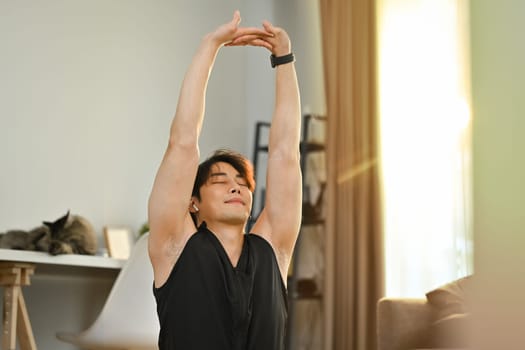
[{"xmin": 319, "ymin": 0, "xmax": 384, "ymax": 349}]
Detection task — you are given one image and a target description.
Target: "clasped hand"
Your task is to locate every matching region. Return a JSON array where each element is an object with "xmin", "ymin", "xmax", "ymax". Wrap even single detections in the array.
[{"xmin": 210, "ymin": 10, "xmax": 291, "ymax": 57}]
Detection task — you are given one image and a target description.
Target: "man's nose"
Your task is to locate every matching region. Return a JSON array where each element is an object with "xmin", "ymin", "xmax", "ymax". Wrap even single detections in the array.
[{"xmin": 230, "ymin": 186, "xmax": 241, "ymax": 194}]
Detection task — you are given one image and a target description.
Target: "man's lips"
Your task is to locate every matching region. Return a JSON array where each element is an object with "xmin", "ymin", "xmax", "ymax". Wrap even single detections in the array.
[{"xmin": 225, "ymin": 198, "xmax": 245, "ymax": 205}]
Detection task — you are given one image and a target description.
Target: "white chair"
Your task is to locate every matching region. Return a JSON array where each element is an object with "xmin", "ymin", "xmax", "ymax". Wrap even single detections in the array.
[{"xmin": 57, "ymin": 233, "xmax": 159, "ymax": 349}]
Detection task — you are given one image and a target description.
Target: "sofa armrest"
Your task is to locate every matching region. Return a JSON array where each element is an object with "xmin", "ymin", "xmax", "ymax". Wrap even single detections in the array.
[{"xmin": 377, "ymin": 298, "xmax": 436, "ymax": 350}]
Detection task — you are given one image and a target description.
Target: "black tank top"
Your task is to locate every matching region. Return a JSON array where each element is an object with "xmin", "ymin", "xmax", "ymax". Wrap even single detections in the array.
[{"xmin": 153, "ymin": 222, "xmax": 288, "ymax": 350}]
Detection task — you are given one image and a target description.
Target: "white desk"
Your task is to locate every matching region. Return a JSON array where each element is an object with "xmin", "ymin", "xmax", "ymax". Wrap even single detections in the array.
[
  {"xmin": 0, "ymin": 249, "xmax": 125, "ymax": 269},
  {"xmin": 0, "ymin": 250, "xmax": 125, "ymax": 350}
]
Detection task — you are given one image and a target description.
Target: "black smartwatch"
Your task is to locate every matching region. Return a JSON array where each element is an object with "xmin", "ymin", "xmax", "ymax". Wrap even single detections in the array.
[{"xmin": 270, "ymin": 53, "xmax": 295, "ymax": 68}]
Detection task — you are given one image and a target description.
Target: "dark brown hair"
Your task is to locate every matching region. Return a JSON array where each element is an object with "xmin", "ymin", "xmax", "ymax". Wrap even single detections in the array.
[{"xmin": 191, "ymin": 149, "xmax": 256, "ymax": 201}]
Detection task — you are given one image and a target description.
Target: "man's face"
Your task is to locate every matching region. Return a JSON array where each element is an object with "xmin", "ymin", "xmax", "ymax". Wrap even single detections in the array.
[{"xmin": 194, "ymin": 162, "xmax": 253, "ymax": 226}]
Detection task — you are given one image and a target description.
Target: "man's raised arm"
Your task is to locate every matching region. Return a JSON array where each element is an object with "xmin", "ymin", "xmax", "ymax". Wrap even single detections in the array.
[
  {"xmin": 234, "ymin": 21, "xmax": 302, "ymax": 266},
  {"xmin": 264, "ymin": 22, "xmax": 302, "ymax": 256}
]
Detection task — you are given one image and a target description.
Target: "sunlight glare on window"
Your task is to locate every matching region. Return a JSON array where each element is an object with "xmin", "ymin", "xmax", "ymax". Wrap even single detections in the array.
[{"xmin": 378, "ymin": 0, "xmax": 473, "ymax": 297}]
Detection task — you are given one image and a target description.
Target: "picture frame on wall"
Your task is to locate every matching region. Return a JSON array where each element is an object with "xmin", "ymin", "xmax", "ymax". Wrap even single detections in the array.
[{"xmin": 103, "ymin": 227, "xmax": 134, "ymax": 259}]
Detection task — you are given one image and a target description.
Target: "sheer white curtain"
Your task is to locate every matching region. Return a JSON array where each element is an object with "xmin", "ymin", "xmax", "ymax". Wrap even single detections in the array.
[{"xmin": 377, "ymin": 0, "xmax": 473, "ymax": 297}]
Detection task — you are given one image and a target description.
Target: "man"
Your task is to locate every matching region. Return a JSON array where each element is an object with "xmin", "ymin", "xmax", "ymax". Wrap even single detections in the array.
[{"xmin": 148, "ymin": 11, "xmax": 302, "ymax": 349}]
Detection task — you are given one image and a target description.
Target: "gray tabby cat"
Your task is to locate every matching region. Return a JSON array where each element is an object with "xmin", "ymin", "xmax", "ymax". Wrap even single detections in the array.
[{"xmin": 0, "ymin": 211, "xmax": 97, "ymax": 255}]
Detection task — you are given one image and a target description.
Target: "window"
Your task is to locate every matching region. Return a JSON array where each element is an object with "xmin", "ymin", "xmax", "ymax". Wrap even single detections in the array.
[{"xmin": 377, "ymin": 0, "xmax": 473, "ymax": 297}]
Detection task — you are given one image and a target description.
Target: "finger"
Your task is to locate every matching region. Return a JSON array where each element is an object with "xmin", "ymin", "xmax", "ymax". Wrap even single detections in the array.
[
  {"xmin": 262, "ymin": 20, "xmax": 275, "ymax": 34},
  {"xmin": 225, "ymin": 40, "xmax": 249, "ymax": 46},
  {"xmin": 235, "ymin": 27, "xmax": 273, "ymax": 37},
  {"xmin": 232, "ymin": 30, "xmax": 276, "ymax": 47},
  {"xmin": 228, "ymin": 38, "xmax": 273, "ymax": 51},
  {"xmin": 225, "ymin": 40, "xmax": 249, "ymax": 47},
  {"xmin": 232, "ymin": 10, "xmax": 241, "ymax": 27},
  {"xmin": 251, "ymin": 39, "xmax": 273, "ymax": 51},
  {"xmin": 231, "ymin": 34, "xmax": 267, "ymax": 44}
]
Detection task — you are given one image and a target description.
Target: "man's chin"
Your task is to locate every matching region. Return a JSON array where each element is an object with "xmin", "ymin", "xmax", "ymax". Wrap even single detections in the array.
[{"xmin": 222, "ymin": 213, "xmax": 249, "ymax": 225}]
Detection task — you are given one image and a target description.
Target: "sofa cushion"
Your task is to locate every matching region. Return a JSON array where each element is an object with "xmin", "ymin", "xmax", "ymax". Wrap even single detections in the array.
[
  {"xmin": 425, "ymin": 275, "xmax": 472, "ymax": 317},
  {"xmin": 425, "ymin": 275, "xmax": 473, "ymax": 347}
]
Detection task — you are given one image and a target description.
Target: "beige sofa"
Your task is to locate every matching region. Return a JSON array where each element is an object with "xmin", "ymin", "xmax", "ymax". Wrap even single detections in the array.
[
  {"xmin": 377, "ymin": 298, "xmax": 436, "ymax": 350},
  {"xmin": 377, "ymin": 277, "xmax": 472, "ymax": 350}
]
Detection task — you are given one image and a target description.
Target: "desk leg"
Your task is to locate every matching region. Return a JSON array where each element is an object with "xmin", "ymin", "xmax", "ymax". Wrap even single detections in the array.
[
  {"xmin": 2, "ymin": 285, "xmax": 19, "ymax": 350},
  {"xmin": 17, "ymin": 291, "xmax": 37, "ymax": 350},
  {"xmin": 1, "ymin": 263, "xmax": 37, "ymax": 350}
]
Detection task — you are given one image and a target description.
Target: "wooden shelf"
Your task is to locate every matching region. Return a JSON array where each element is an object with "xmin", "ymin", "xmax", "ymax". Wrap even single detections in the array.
[
  {"xmin": 291, "ymin": 293, "xmax": 323, "ymax": 300},
  {"xmin": 300, "ymin": 141, "xmax": 325, "ymax": 153},
  {"xmin": 301, "ymin": 217, "xmax": 325, "ymax": 225},
  {"xmin": 256, "ymin": 141, "xmax": 325, "ymax": 154}
]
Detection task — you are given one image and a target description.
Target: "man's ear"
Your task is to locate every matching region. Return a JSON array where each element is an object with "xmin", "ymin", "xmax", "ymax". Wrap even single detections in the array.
[{"xmin": 189, "ymin": 198, "xmax": 200, "ymax": 213}]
